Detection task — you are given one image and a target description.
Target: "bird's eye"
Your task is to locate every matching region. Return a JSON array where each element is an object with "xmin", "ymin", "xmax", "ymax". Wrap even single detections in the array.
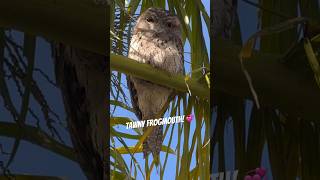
[
  {"xmin": 146, "ymin": 17, "xmax": 154, "ymax": 23},
  {"xmin": 167, "ymin": 22, "xmax": 173, "ymax": 28}
]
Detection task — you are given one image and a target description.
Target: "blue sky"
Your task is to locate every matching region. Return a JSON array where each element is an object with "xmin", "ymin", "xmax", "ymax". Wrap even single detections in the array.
[
  {"xmin": 211, "ymin": 1, "xmax": 273, "ymax": 179},
  {"xmin": 0, "ymin": 0, "xmax": 279, "ymax": 179},
  {"xmin": 0, "ymin": 32, "xmax": 85, "ymax": 179},
  {"xmin": 110, "ymin": 1, "xmax": 210, "ymax": 179},
  {"xmin": 0, "ymin": 2, "xmax": 210, "ymax": 179}
]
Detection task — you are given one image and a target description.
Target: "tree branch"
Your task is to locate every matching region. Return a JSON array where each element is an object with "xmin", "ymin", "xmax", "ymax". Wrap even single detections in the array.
[
  {"xmin": 1, "ymin": 0, "xmax": 318, "ymax": 120},
  {"xmin": 111, "ymin": 54, "xmax": 210, "ymax": 99},
  {"xmin": 214, "ymin": 38, "xmax": 320, "ymax": 120},
  {"xmin": 0, "ymin": 0, "xmax": 209, "ymax": 99},
  {"xmin": 0, "ymin": 174, "xmax": 64, "ymax": 180},
  {"xmin": 0, "ymin": 0, "xmax": 106, "ymax": 54},
  {"xmin": 0, "ymin": 122, "xmax": 76, "ymax": 162}
]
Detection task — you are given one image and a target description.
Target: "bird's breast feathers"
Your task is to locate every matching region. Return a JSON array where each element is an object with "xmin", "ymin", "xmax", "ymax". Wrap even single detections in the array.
[{"xmin": 128, "ymin": 33, "xmax": 183, "ymax": 75}]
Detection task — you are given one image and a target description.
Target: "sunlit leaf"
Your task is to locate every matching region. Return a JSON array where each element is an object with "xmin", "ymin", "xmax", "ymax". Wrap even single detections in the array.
[
  {"xmin": 304, "ymin": 38, "xmax": 320, "ymax": 87},
  {"xmin": 116, "ymin": 145, "xmax": 175, "ymax": 155}
]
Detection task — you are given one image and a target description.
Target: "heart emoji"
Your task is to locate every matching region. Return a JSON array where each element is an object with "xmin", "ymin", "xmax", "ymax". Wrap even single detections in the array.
[{"xmin": 186, "ymin": 114, "xmax": 193, "ymax": 123}]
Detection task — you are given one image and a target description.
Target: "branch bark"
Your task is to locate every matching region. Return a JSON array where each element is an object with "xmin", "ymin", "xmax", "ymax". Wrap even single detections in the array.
[
  {"xmin": 0, "ymin": 0, "xmax": 209, "ymax": 99},
  {"xmin": 0, "ymin": 122, "xmax": 76, "ymax": 162},
  {"xmin": 1, "ymin": 0, "xmax": 319, "ymax": 119},
  {"xmin": 214, "ymin": 38, "xmax": 320, "ymax": 121},
  {"xmin": 111, "ymin": 54, "xmax": 210, "ymax": 99},
  {"xmin": 0, "ymin": 174, "xmax": 63, "ymax": 180},
  {"xmin": 0, "ymin": 0, "xmax": 106, "ymax": 54}
]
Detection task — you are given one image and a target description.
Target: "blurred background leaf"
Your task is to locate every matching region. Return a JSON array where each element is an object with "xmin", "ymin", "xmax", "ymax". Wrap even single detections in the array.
[{"xmin": 212, "ymin": 0, "xmax": 320, "ymax": 179}]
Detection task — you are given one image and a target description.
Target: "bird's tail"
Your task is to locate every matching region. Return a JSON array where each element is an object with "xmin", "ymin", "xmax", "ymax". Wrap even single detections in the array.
[{"xmin": 143, "ymin": 125, "xmax": 163, "ymax": 165}]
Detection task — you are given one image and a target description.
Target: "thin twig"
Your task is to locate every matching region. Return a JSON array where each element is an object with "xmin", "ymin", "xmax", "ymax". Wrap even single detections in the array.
[{"xmin": 242, "ymin": 0, "xmax": 294, "ymax": 19}]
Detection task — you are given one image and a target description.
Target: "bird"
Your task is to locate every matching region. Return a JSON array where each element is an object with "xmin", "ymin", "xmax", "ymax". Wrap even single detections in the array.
[
  {"xmin": 126, "ymin": 7, "xmax": 184, "ymax": 160},
  {"xmin": 53, "ymin": 43, "xmax": 108, "ymax": 179},
  {"xmin": 212, "ymin": 0, "xmax": 238, "ymax": 38},
  {"xmin": 51, "ymin": 0, "xmax": 109, "ymax": 179}
]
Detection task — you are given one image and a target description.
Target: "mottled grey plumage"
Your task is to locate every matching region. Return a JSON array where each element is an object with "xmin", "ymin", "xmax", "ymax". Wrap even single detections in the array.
[
  {"xmin": 52, "ymin": 1, "xmax": 108, "ymax": 179},
  {"xmin": 127, "ymin": 7, "xmax": 184, "ymax": 159},
  {"xmin": 53, "ymin": 43, "xmax": 108, "ymax": 179},
  {"xmin": 212, "ymin": 0, "xmax": 238, "ymax": 38}
]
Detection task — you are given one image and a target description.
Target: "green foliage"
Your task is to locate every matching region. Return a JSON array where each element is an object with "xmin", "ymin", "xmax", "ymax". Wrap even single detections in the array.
[
  {"xmin": 110, "ymin": 1, "xmax": 210, "ymax": 179},
  {"xmin": 213, "ymin": 0, "xmax": 320, "ymax": 179},
  {"xmin": 0, "ymin": 28, "xmax": 66, "ymax": 178}
]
